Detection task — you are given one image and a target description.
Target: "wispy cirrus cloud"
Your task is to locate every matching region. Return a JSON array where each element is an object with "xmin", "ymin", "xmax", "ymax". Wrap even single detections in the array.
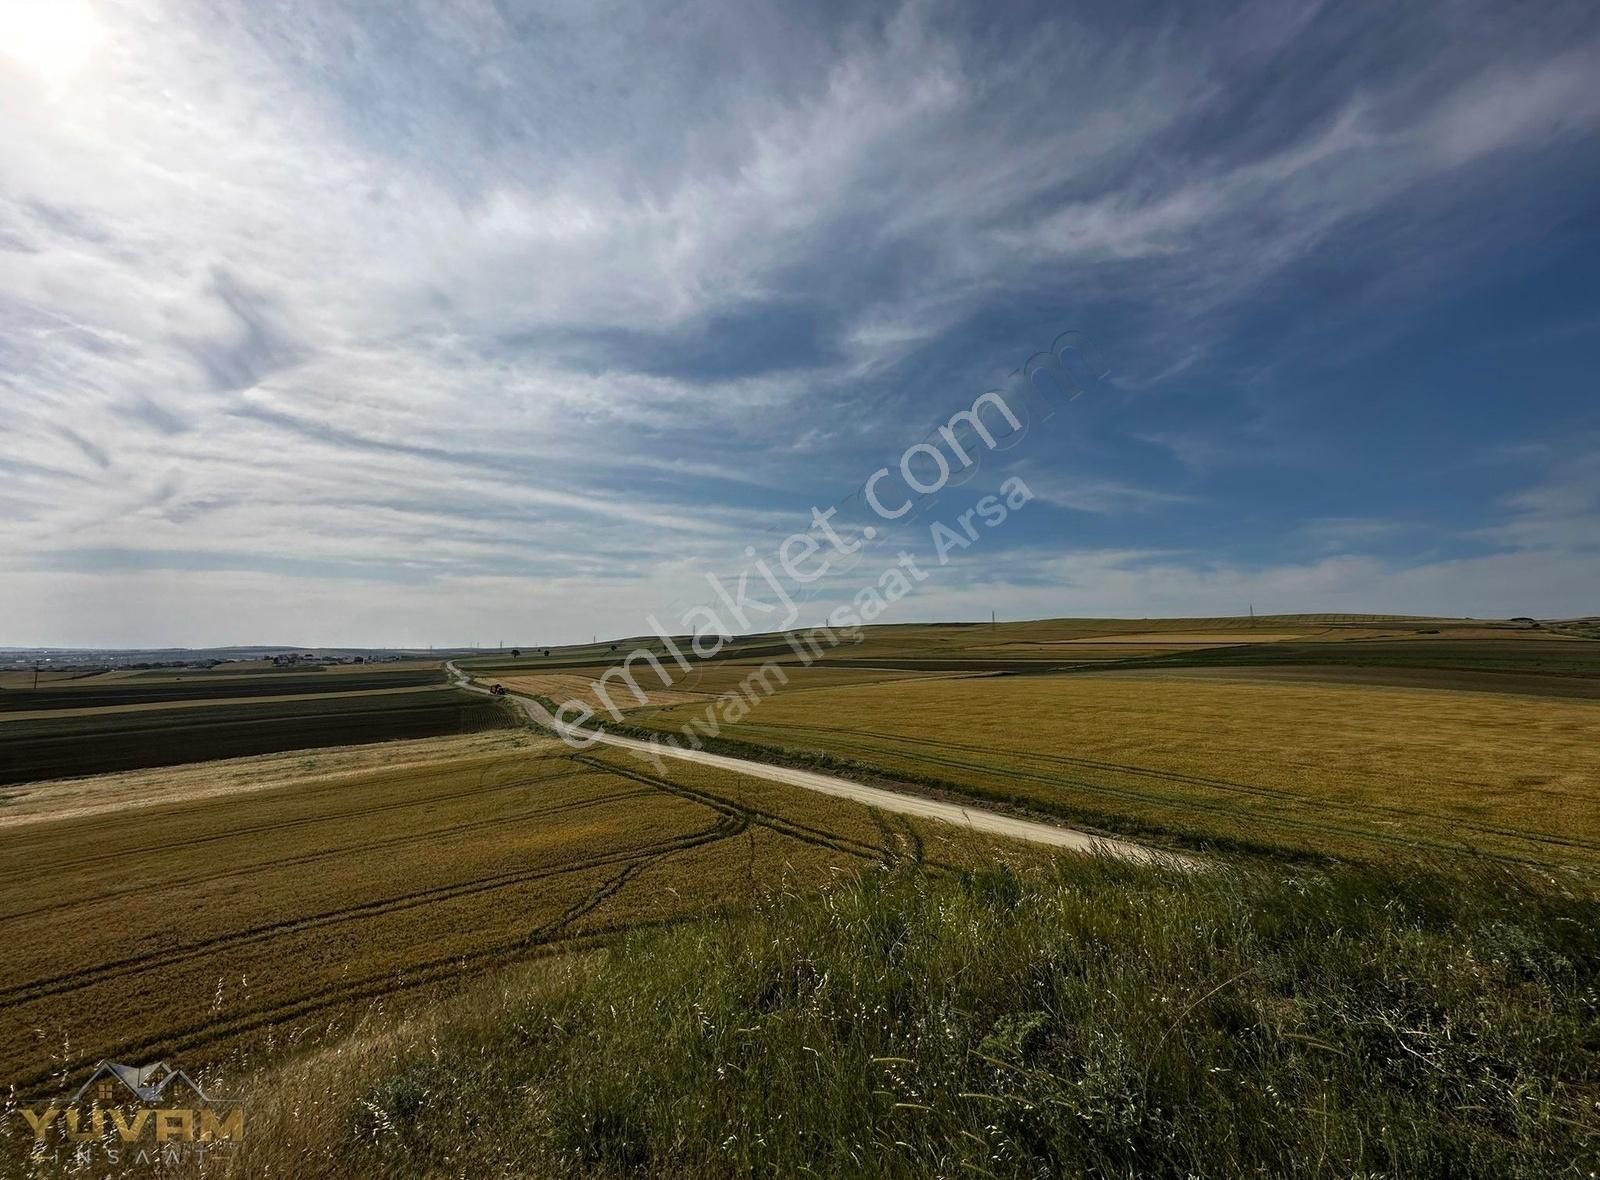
[{"xmin": 2, "ymin": 0, "xmax": 1598, "ymax": 644}]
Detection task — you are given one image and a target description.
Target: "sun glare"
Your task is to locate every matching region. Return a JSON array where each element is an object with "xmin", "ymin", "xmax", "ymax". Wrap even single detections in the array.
[{"xmin": 0, "ymin": 0, "xmax": 100, "ymax": 83}]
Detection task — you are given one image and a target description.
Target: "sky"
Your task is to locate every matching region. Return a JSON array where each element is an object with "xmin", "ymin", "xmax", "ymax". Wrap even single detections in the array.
[{"xmin": 2, "ymin": 0, "xmax": 1598, "ymax": 648}]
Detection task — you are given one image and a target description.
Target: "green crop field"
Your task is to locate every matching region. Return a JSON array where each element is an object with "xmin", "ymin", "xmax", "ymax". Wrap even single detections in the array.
[
  {"xmin": 0, "ymin": 687, "xmax": 513, "ymax": 785},
  {"xmin": 0, "ymin": 665, "xmax": 446, "ymax": 712},
  {"xmin": 0, "ymin": 661, "xmax": 519, "ymax": 786}
]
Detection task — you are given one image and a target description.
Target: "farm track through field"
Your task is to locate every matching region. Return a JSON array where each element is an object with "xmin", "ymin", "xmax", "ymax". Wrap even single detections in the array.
[
  {"xmin": 868, "ymin": 810, "xmax": 926, "ymax": 868},
  {"xmin": 726, "ymin": 721, "xmax": 1600, "ymax": 856},
  {"xmin": 10, "ymin": 812, "xmax": 766, "ymax": 1092},
  {"xmin": 10, "ymin": 916, "xmax": 693, "ymax": 1097},
  {"xmin": 6, "ymin": 741, "xmax": 921, "ymax": 1006},
  {"xmin": 4, "ymin": 744, "xmax": 916, "ymax": 1090},
  {"xmin": 0, "ymin": 764, "xmax": 587, "ymax": 881},
  {"xmin": 575, "ymin": 755, "xmax": 909, "ymax": 867},
  {"xmin": 0, "ymin": 814, "xmax": 738, "ymax": 1007},
  {"xmin": 0, "ymin": 784, "xmax": 657, "ymax": 924},
  {"xmin": 528, "ymin": 812, "xmax": 747, "ymax": 942}
]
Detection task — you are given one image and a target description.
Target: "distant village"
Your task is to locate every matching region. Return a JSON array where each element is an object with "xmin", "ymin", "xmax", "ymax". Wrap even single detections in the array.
[{"xmin": 0, "ymin": 648, "xmax": 419, "ymax": 673}]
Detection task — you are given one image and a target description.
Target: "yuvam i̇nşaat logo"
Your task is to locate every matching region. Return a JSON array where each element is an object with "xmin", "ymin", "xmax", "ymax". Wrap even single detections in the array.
[{"xmin": 13, "ymin": 1059, "xmax": 244, "ymax": 1163}]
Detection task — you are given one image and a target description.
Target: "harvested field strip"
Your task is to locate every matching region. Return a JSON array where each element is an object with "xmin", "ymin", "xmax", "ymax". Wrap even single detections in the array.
[
  {"xmin": 0, "ymin": 730, "xmax": 556, "ymax": 829},
  {"xmin": 0, "ymin": 746, "xmax": 573, "ymax": 852},
  {"xmin": 0, "ymin": 668, "xmax": 446, "ymax": 712},
  {"xmin": 664, "ymin": 664, "xmax": 943, "ymax": 694},
  {"xmin": 0, "ymin": 785, "xmax": 658, "ymax": 924},
  {"xmin": 497, "ymin": 672, "xmax": 705, "ymax": 711},
  {"xmin": 730, "ymin": 720, "xmax": 1600, "ymax": 855},
  {"xmin": 494, "ymin": 666, "xmax": 941, "ymax": 714},
  {"xmin": 628, "ymin": 672, "xmax": 1598, "ymax": 867},
  {"xmin": 679, "ymin": 719, "xmax": 1584, "ymax": 867},
  {"xmin": 0, "ymin": 763, "xmax": 584, "ymax": 879}
]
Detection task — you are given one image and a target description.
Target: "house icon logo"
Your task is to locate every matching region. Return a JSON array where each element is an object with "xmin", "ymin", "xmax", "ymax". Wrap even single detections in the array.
[
  {"xmin": 12, "ymin": 1058, "xmax": 245, "ymax": 1165},
  {"xmin": 71, "ymin": 1060, "xmax": 213, "ymax": 1106}
]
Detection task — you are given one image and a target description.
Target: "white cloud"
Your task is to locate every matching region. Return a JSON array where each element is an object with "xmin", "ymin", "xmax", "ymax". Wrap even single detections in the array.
[{"xmin": 1, "ymin": 1, "xmax": 1597, "ymax": 644}]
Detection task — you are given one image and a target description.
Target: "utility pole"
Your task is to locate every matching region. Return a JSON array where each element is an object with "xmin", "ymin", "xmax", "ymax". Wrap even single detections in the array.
[
  {"xmin": 991, "ymin": 610, "xmax": 996, "ymax": 630},
  {"xmin": 33, "ymin": 662, "xmax": 40, "ymax": 690}
]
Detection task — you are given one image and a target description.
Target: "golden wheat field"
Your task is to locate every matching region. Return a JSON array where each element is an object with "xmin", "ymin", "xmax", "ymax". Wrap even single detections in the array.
[
  {"xmin": 629, "ymin": 670, "xmax": 1600, "ymax": 870},
  {"xmin": 0, "ymin": 731, "xmax": 1034, "ymax": 1094}
]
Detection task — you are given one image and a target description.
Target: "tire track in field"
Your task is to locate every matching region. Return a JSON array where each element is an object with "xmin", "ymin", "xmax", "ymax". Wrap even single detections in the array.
[
  {"xmin": 0, "ymin": 764, "xmax": 590, "ymax": 881},
  {"xmin": 7, "ymin": 931, "xmax": 611, "ymax": 1097},
  {"xmin": 744, "ymin": 721, "xmax": 1600, "ymax": 857},
  {"xmin": 0, "ymin": 785, "xmax": 658, "ymax": 924},
  {"xmin": 869, "ymin": 809, "xmax": 903, "ymax": 866},
  {"xmin": 897, "ymin": 813, "xmax": 926, "ymax": 866},
  {"xmin": 8, "ymin": 914, "xmax": 696, "ymax": 1097},
  {"xmin": 8, "ymin": 825, "xmax": 758, "ymax": 1093},
  {"xmin": 6, "ymin": 731, "xmax": 1016, "ymax": 1091},
  {"xmin": 574, "ymin": 754, "xmax": 896, "ymax": 865},
  {"xmin": 575, "ymin": 754, "xmax": 982, "ymax": 875},
  {"xmin": 0, "ymin": 814, "xmax": 737, "ymax": 1007},
  {"xmin": 529, "ymin": 812, "xmax": 749, "ymax": 942},
  {"xmin": 724, "ymin": 722, "xmax": 1577, "ymax": 865}
]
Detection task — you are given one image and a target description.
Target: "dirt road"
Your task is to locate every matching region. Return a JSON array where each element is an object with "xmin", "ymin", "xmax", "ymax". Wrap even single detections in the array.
[{"xmin": 448, "ymin": 663, "xmax": 1186, "ymax": 866}]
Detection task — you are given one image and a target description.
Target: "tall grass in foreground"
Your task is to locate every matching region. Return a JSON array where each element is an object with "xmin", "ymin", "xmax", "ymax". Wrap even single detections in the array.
[{"xmin": 223, "ymin": 857, "xmax": 1596, "ymax": 1179}]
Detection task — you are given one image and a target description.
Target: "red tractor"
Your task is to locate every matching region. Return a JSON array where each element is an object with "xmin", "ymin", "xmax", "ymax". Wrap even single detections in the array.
[{"xmin": 489, "ymin": 683, "xmax": 508, "ymax": 696}]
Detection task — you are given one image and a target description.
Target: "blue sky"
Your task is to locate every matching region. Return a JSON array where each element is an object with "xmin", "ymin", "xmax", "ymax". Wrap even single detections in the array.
[{"xmin": 1, "ymin": 0, "xmax": 1597, "ymax": 648}]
